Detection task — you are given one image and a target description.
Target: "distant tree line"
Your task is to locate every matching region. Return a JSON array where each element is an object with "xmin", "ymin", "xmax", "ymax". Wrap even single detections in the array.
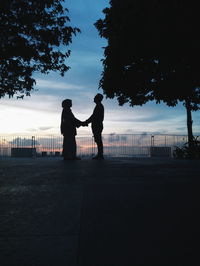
[{"xmin": 95, "ymin": 0, "xmax": 200, "ymax": 149}]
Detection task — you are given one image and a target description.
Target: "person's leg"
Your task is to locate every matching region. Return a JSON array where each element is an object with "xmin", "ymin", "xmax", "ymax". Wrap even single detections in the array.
[
  {"xmin": 71, "ymin": 135, "xmax": 78, "ymax": 159},
  {"xmin": 62, "ymin": 135, "xmax": 67, "ymax": 159},
  {"xmin": 93, "ymin": 132, "xmax": 104, "ymax": 159},
  {"xmin": 97, "ymin": 137, "xmax": 103, "ymax": 157},
  {"xmin": 63, "ymin": 135, "xmax": 77, "ymax": 160}
]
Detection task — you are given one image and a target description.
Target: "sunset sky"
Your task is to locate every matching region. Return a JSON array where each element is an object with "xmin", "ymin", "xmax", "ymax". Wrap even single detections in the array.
[{"xmin": 0, "ymin": 0, "xmax": 199, "ymax": 136}]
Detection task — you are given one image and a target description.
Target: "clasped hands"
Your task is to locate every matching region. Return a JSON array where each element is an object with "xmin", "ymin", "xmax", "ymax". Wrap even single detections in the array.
[{"xmin": 80, "ymin": 120, "xmax": 88, "ymax": 127}]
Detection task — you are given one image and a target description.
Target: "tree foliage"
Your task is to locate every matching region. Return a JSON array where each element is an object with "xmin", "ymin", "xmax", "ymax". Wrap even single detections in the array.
[
  {"xmin": 95, "ymin": 1, "xmax": 200, "ymax": 148},
  {"xmin": 0, "ymin": 0, "xmax": 80, "ymax": 98},
  {"xmin": 95, "ymin": 0, "xmax": 200, "ymax": 109}
]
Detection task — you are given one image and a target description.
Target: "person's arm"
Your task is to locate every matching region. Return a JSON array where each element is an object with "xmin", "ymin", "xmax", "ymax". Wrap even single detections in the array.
[
  {"xmin": 85, "ymin": 115, "xmax": 93, "ymax": 124},
  {"xmin": 72, "ymin": 113, "xmax": 87, "ymax": 128},
  {"xmin": 74, "ymin": 118, "xmax": 82, "ymax": 128},
  {"xmin": 86, "ymin": 105, "xmax": 104, "ymax": 124},
  {"xmin": 85, "ymin": 108, "xmax": 95, "ymax": 124}
]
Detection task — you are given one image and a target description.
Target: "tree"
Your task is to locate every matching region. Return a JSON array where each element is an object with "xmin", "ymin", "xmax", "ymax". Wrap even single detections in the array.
[
  {"xmin": 95, "ymin": 0, "xmax": 200, "ymax": 148},
  {"xmin": 0, "ymin": 0, "xmax": 80, "ymax": 98}
]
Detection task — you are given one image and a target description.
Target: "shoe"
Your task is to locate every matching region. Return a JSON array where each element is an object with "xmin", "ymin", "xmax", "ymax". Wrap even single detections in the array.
[
  {"xmin": 92, "ymin": 155, "xmax": 104, "ymax": 160},
  {"xmin": 63, "ymin": 156, "xmax": 81, "ymax": 161},
  {"xmin": 74, "ymin": 157, "xmax": 81, "ymax": 160},
  {"xmin": 63, "ymin": 157, "xmax": 73, "ymax": 161}
]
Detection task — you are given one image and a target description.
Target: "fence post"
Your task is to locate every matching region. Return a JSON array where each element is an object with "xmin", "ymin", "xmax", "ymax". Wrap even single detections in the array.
[
  {"xmin": 151, "ymin": 135, "xmax": 154, "ymax": 147},
  {"xmin": 32, "ymin": 136, "xmax": 36, "ymax": 157}
]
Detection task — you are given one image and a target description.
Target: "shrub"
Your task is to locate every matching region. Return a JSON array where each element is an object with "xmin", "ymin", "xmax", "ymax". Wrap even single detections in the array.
[{"xmin": 173, "ymin": 136, "xmax": 200, "ymax": 159}]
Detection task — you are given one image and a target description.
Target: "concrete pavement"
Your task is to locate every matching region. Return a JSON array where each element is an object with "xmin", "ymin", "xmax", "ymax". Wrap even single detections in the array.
[{"xmin": 0, "ymin": 157, "xmax": 199, "ymax": 265}]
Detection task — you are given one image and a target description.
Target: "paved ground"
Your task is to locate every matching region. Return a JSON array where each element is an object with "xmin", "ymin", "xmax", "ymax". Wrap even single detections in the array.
[{"xmin": 0, "ymin": 157, "xmax": 199, "ymax": 266}]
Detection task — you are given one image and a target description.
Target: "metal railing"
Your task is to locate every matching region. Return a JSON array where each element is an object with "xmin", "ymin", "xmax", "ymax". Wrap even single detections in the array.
[{"xmin": 0, "ymin": 134, "xmax": 188, "ymax": 158}]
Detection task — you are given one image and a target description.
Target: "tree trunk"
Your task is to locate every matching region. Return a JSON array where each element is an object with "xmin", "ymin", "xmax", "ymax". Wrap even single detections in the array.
[{"xmin": 185, "ymin": 99, "xmax": 194, "ymax": 148}]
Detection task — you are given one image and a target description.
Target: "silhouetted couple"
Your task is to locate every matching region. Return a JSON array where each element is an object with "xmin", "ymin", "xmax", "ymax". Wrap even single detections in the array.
[{"xmin": 61, "ymin": 93, "xmax": 104, "ymax": 161}]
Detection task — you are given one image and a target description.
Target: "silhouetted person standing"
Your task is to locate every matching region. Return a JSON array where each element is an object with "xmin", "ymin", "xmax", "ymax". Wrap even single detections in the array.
[
  {"xmin": 85, "ymin": 94, "xmax": 104, "ymax": 160},
  {"xmin": 61, "ymin": 99, "xmax": 83, "ymax": 160}
]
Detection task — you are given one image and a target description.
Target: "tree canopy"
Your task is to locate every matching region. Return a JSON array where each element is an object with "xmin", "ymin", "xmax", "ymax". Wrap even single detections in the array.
[
  {"xmin": 95, "ymin": 0, "xmax": 200, "ymax": 109},
  {"xmin": 0, "ymin": 0, "xmax": 80, "ymax": 98},
  {"xmin": 95, "ymin": 1, "xmax": 200, "ymax": 147}
]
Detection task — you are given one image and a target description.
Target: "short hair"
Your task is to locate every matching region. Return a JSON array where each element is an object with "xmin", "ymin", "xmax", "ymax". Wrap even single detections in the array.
[
  {"xmin": 95, "ymin": 93, "xmax": 103, "ymax": 102},
  {"xmin": 62, "ymin": 99, "xmax": 72, "ymax": 108}
]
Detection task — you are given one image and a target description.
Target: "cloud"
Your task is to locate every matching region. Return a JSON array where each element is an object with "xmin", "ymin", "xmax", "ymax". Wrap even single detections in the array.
[
  {"xmin": 0, "ymin": 94, "xmax": 60, "ymax": 113},
  {"xmin": 109, "ymin": 116, "xmax": 164, "ymax": 123},
  {"xmin": 9, "ymin": 137, "xmax": 40, "ymax": 146},
  {"xmin": 1, "ymin": 0, "xmax": 199, "ymax": 137},
  {"xmin": 107, "ymin": 133, "xmax": 127, "ymax": 143},
  {"xmin": 35, "ymin": 79, "xmax": 84, "ymax": 90},
  {"xmin": 27, "ymin": 128, "xmax": 37, "ymax": 132},
  {"xmin": 106, "ymin": 115, "xmax": 169, "ymax": 124},
  {"xmin": 38, "ymin": 126, "xmax": 55, "ymax": 131},
  {"xmin": 125, "ymin": 129, "xmax": 165, "ymax": 135},
  {"xmin": 176, "ymin": 127, "xmax": 186, "ymax": 131}
]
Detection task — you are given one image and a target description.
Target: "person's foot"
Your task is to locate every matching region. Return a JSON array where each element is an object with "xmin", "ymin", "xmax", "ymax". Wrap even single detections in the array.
[
  {"xmin": 92, "ymin": 155, "xmax": 104, "ymax": 160},
  {"xmin": 63, "ymin": 156, "xmax": 81, "ymax": 161},
  {"xmin": 63, "ymin": 157, "xmax": 73, "ymax": 161},
  {"xmin": 74, "ymin": 157, "xmax": 81, "ymax": 160}
]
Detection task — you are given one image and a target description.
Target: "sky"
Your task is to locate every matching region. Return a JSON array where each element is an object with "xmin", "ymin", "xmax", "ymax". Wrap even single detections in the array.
[{"xmin": 0, "ymin": 0, "xmax": 199, "ymax": 136}]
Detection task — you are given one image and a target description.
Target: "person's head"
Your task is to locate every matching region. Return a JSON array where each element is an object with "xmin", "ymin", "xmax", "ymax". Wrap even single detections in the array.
[
  {"xmin": 94, "ymin": 93, "xmax": 103, "ymax": 103},
  {"xmin": 62, "ymin": 99, "xmax": 72, "ymax": 108}
]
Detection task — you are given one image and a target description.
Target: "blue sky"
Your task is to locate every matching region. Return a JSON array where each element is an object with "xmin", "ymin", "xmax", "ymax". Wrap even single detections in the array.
[{"xmin": 0, "ymin": 0, "xmax": 199, "ymax": 136}]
